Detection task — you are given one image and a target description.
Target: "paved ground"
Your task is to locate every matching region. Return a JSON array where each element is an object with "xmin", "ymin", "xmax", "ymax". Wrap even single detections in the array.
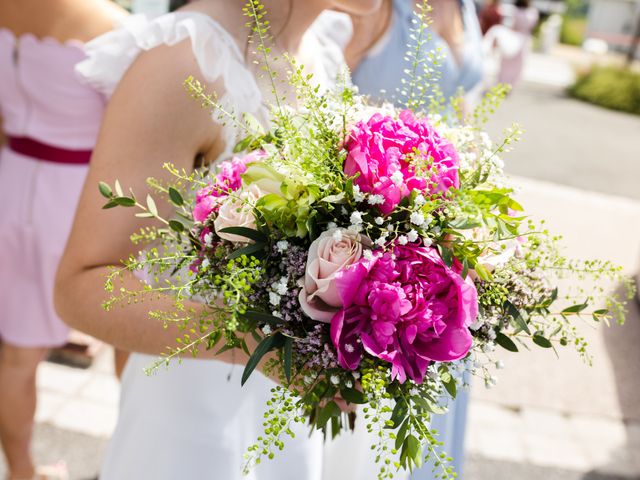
[
  {"xmin": 485, "ymin": 48, "xmax": 640, "ymax": 200},
  {"xmin": 3, "ymin": 48, "xmax": 640, "ymax": 480}
]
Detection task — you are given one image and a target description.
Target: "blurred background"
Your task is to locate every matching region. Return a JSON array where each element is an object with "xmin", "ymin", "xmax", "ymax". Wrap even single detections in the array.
[{"xmin": 1, "ymin": 0, "xmax": 639, "ymax": 478}]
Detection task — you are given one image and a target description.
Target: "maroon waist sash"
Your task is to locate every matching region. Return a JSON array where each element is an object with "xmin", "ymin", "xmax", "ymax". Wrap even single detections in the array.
[{"xmin": 8, "ymin": 136, "xmax": 92, "ymax": 164}]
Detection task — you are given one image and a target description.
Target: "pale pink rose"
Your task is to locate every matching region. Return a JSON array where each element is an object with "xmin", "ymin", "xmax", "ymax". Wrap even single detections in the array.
[
  {"xmin": 213, "ymin": 184, "xmax": 262, "ymax": 243},
  {"xmin": 299, "ymin": 229, "xmax": 367, "ymax": 322}
]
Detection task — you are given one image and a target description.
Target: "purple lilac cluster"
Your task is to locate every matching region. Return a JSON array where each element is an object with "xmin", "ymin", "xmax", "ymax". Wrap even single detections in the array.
[
  {"xmin": 276, "ymin": 243, "xmax": 307, "ymax": 279},
  {"xmin": 247, "ymin": 242, "xmax": 338, "ymax": 370},
  {"xmin": 294, "ymin": 323, "xmax": 338, "ymax": 370}
]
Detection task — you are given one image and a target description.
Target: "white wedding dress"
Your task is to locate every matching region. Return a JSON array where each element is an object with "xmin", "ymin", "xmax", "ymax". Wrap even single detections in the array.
[{"xmin": 77, "ymin": 11, "xmax": 350, "ymax": 480}]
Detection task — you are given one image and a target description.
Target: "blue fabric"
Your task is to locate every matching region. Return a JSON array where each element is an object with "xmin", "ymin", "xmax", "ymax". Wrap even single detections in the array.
[
  {"xmin": 412, "ymin": 388, "xmax": 470, "ymax": 479},
  {"xmin": 352, "ymin": 3, "xmax": 483, "ymax": 478},
  {"xmin": 352, "ymin": 0, "xmax": 484, "ymax": 105}
]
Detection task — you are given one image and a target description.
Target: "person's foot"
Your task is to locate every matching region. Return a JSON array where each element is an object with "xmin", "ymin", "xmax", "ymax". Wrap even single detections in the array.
[
  {"xmin": 9, "ymin": 462, "xmax": 69, "ymax": 480},
  {"xmin": 35, "ymin": 462, "xmax": 69, "ymax": 480}
]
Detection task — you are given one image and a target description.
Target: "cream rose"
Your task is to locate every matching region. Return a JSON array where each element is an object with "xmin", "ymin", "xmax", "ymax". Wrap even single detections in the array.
[
  {"xmin": 213, "ymin": 184, "xmax": 262, "ymax": 243},
  {"xmin": 299, "ymin": 228, "xmax": 367, "ymax": 322}
]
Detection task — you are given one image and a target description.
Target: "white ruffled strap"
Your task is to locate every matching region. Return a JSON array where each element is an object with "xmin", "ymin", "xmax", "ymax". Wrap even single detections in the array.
[
  {"xmin": 76, "ymin": 12, "xmax": 263, "ymax": 116},
  {"xmin": 308, "ymin": 10, "xmax": 353, "ymax": 86}
]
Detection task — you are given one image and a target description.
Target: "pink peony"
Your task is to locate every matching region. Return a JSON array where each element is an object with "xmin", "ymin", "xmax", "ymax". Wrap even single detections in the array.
[
  {"xmin": 330, "ymin": 245, "xmax": 477, "ymax": 384},
  {"xmin": 344, "ymin": 110, "xmax": 460, "ymax": 215},
  {"xmin": 192, "ymin": 151, "xmax": 264, "ymax": 223}
]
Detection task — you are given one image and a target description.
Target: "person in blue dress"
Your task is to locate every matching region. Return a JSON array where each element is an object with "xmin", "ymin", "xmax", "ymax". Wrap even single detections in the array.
[
  {"xmin": 347, "ymin": 1, "xmax": 484, "ymax": 477},
  {"xmin": 348, "ymin": 0, "xmax": 484, "ymax": 104}
]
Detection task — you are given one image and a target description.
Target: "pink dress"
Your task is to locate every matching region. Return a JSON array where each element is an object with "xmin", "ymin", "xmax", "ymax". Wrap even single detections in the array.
[
  {"xmin": 0, "ymin": 29, "xmax": 105, "ymax": 348},
  {"xmin": 497, "ymin": 7, "xmax": 539, "ymax": 86}
]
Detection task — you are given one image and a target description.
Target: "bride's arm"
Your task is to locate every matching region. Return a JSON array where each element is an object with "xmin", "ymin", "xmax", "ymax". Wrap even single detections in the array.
[{"xmin": 55, "ymin": 41, "xmax": 244, "ymax": 361}]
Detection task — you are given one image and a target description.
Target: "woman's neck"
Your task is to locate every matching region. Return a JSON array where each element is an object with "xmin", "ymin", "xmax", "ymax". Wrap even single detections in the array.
[
  {"xmin": 259, "ymin": 0, "xmax": 328, "ymax": 54},
  {"xmin": 345, "ymin": 0, "xmax": 392, "ymax": 70}
]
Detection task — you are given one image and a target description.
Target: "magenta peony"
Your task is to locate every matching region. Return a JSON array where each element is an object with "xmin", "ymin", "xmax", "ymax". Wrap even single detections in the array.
[
  {"xmin": 330, "ymin": 245, "xmax": 477, "ymax": 384},
  {"xmin": 344, "ymin": 110, "xmax": 460, "ymax": 215}
]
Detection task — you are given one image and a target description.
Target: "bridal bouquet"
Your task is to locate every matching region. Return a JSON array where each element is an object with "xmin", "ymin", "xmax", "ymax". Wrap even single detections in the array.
[{"xmin": 99, "ymin": 2, "xmax": 632, "ymax": 479}]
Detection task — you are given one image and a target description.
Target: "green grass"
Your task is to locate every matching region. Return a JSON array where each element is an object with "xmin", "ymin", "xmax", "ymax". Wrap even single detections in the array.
[
  {"xmin": 569, "ymin": 66, "xmax": 640, "ymax": 115},
  {"xmin": 560, "ymin": 16, "xmax": 587, "ymax": 46}
]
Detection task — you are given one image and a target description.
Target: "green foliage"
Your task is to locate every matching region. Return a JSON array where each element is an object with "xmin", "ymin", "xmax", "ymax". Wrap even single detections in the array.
[
  {"xmin": 242, "ymin": 333, "xmax": 284, "ymax": 385},
  {"xmin": 560, "ymin": 16, "xmax": 587, "ymax": 46},
  {"xmin": 569, "ymin": 67, "xmax": 640, "ymax": 115}
]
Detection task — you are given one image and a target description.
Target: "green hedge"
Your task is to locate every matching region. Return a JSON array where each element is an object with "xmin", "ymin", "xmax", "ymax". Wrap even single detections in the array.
[
  {"xmin": 560, "ymin": 16, "xmax": 587, "ymax": 46},
  {"xmin": 569, "ymin": 67, "xmax": 640, "ymax": 115}
]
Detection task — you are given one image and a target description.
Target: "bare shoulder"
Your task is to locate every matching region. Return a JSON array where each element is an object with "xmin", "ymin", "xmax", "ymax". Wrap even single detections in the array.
[
  {"xmin": 179, "ymin": 0, "xmax": 248, "ymax": 46},
  {"xmin": 108, "ymin": 37, "xmax": 224, "ymax": 163},
  {"xmin": 66, "ymin": 0, "xmax": 129, "ymax": 41}
]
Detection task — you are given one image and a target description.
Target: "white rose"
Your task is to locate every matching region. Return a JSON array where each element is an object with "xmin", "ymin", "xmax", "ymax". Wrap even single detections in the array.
[{"xmin": 213, "ymin": 184, "xmax": 262, "ymax": 243}]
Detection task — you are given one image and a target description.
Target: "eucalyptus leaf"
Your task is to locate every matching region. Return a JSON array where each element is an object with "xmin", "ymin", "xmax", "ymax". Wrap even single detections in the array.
[
  {"xmin": 98, "ymin": 182, "xmax": 112, "ymax": 199},
  {"xmin": 504, "ymin": 300, "xmax": 531, "ymax": 335},
  {"xmin": 240, "ymin": 310, "xmax": 284, "ymax": 325},
  {"xmin": 168, "ymin": 220, "xmax": 185, "ymax": 232},
  {"xmin": 562, "ymin": 302, "xmax": 588, "ymax": 314},
  {"xmin": 443, "ymin": 375, "xmax": 457, "ymax": 399},
  {"xmin": 317, "ymin": 401, "xmax": 341, "ymax": 428},
  {"xmin": 240, "ymin": 339, "xmax": 250, "ymax": 356},
  {"xmin": 216, "ymin": 343, "xmax": 235, "ymax": 355},
  {"xmin": 114, "ymin": 197, "xmax": 136, "ymax": 207},
  {"xmin": 461, "ymin": 258, "xmax": 469, "ymax": 279},
  {"xmin": 405, "ymin": 434, "xmax": 422, "ymax": 468},
  {"xmin": 389, "ymin": 399, "xmax": 408, "ymax": 428},
  {"xmin": 218, "ymin": 227, "xmax": 267, "ymax": 243},
  {"xmin": 412, "ymin": 395, "xmax": 447, "ymax": 414},
  {"xmin": 241, "ymin": 334, "xmax": 278, "ymax": 386},
  {"xmin": 146, "ymin": 194, "xmax": 158, "ymax": 216},
  {"xmin": 340, "ymin": 387, "xmax": 366, "ymax": 404},
  {"xmin": 474, "ymin": 262, "xmax": 492, "ymax": 282},
  {"xmin": 168, "ymin": 187, "xmax": 184, "ymax": 206},
  {"xmin": 448, "ymin": 217, "xmax": 481, "ymax": 229},
  {"xmin": 532, "ymin": 334, "xmax": 553, "ymax": 348},
  {"xmin": 395, "ymin": 418, "xmax": 410, "ymax": 450},
  {"xmin": 495, "ymin": 332, "xmax": 518, "ymax": 352},
  {"xmin": 233, "ymin": 135, "xmax": 254, "ymax": 153},
  {"xmin": 437, "ymin": 245, "xmax": 454, "ymax": 268}
]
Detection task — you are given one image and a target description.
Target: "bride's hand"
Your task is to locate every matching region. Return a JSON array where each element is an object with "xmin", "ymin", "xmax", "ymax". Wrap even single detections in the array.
[{"xmin": 333, "ymin": 393, "xmax": 358, "ymax": 413}]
